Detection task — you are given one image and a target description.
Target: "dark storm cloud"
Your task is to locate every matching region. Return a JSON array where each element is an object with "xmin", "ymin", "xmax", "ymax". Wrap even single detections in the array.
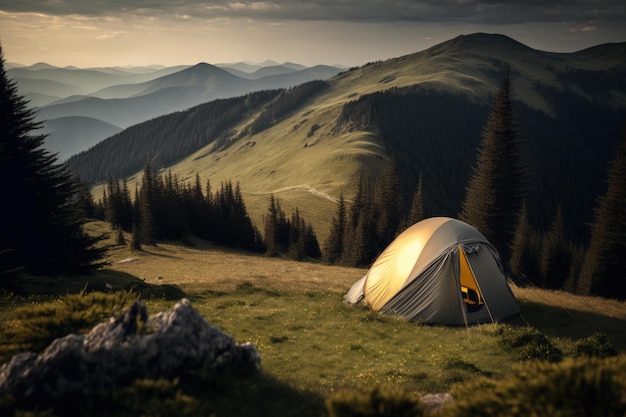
[{"xmin": 1, "ymin": 0, "xmax": 624, "ymax": 25}]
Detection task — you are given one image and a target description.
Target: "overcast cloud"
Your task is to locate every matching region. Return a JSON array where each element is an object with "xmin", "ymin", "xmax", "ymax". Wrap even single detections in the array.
[
  {"xmin": 0, "ymin": 0, "xmax": 624, "ymax": 67},
  {"xmin": 2, "ymin": 0, "xmax": 625, "ymax": 24}
]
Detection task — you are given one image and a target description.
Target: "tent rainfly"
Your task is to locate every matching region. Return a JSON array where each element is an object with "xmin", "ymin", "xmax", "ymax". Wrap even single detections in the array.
[{"xmin": 344, "ymin": 217, "xmax": 520, "ymax": 325}]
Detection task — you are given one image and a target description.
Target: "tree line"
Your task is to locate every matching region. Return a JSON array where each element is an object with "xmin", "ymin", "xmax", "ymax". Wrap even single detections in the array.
[
  {"xmin": 2, "ymin": 43, "xmax": 625, "ymax": 300},
  {"xmin": 324, "ymin": 66, "xmax": 626, "ymax": 300},
  {"xmin": 1, "ymin": 46, "xmax": 106, "ymax": 281},
  {"xmin": 91, "ymin": 166, "xmax": 323, "ymax": 261}
]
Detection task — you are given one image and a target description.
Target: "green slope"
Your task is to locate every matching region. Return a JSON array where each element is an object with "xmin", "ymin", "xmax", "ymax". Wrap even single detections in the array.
[{"xmin": 80, "ymin": 33, "xmax": 626, "ymax": 241}]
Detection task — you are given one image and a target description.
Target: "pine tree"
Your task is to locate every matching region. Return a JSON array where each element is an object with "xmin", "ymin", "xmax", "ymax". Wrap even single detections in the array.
[
  {"xmin": 376, "ymin": 157, "xmax": 403, "ymax": 246},
  {"xmin": 288, "ymin": 208, "xmax": 307, "ymax": 261},
  {"xmin": 509, "ymin": 199, "xmax": 539, "ymax": 284},
  {"xmin": 138, "ymin": 164, "xmax": 157, "ymax": 245},
  {"xmin": 304, "ymin": 223, "xmax": 321, "ymax": 259},
  {"xmin": 186, "ymin": 173, "xmax": 209, "ymax": 239},
  {"xmin": 264, "ymin": 195, "xmax": 280, "ymax": 257},
  {"xmin": 0, "ymin": 45, "xmax": 106, "ymax": 278},
  {"xmin": 540, "ymin": 205, "xmax": 572, "ymax": 290},
  {"xmin": 130, "ymin": 187, "xmax": 142, "ymax": 251},
  {"xmin": 406, "ymin": 174, "xmax": 424, "ymax": 227},
  {"xmin": 340, "ymin": 174, "xmax": 380, "ymax": 267},
  {"xmin": 459, "ymin": 65, "xmax": 527, "ymax": 266},
  {"xmin": 323, "ymin": 193, "xmax": 347, "ymax": 264},
  {"xmin": 76, "ymin": 179, "xmax": 97, "ymax": 219},
  {"xmin": 577, "ymin": 127, "xmax": 626, "ymax": 299}
]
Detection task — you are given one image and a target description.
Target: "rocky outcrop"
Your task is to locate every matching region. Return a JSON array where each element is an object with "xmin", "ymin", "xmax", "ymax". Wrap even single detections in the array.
[{"xmin": 0, "ymin": 298, "xmax": 260, "ymax": 404}]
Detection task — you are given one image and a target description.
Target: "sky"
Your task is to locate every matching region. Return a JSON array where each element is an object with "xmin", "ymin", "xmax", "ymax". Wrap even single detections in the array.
[{"xmin": 0, "ymin": 1, "xmax": 625, "ymax": 68}]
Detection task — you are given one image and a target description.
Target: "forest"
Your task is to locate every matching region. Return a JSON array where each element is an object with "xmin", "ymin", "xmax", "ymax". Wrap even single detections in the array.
[{"xmin": 4, "ymin": 43, "xmax": 626, "ymax": 301}]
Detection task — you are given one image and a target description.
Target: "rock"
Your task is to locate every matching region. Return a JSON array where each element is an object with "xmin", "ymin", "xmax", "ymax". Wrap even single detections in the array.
[
  {"xmin": 0, "ymin": 298, "xmax": 261, "ymax": 404},
  {"xmin": 421, "ymin": 393, "xmax": 454, "ymax": 414}
]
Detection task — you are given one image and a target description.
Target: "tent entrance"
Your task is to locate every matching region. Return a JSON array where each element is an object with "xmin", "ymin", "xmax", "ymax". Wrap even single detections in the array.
[{"xmin": 459, "ymin": 246, "xmax": 484, "ymax": 312}]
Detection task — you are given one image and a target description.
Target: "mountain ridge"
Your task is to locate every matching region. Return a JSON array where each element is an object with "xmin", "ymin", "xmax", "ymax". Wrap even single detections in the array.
[{"xmin": 60, "ymin": 33, "xmax": 626, "ymax": 244}]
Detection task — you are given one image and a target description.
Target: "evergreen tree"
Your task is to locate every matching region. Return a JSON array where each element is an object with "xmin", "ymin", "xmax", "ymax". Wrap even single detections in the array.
[
  {"xmin": 323, "ymin": 193, "xmax": 347, "ymax": 264},
  {"xmin": 340, "ymin": 174, "xmax": 380, "ymax": 267},
  {"xmin": 509, "ymin": 199, "xmax": 540, "ymax": 285},
  {"xmin": 304, "ymin": 223, "xmax": 321, "ymax": 259},
  {"xmin": 76, "ymin": 179, "xmax": 98, "ymax": 219},
  {"xmin": 264, "ymin": 194, "xmax": 280, "ymax": 257},
  {"xmin": 405, "ymin": 174, "xmax": 424, "ymax": 227},
  {"xmin": 138, "ymin": 164, "xmax": 157, "ymax": 245},
  {"xmin": 577, "ymin": 127, "xmax": 626, "ymax": 299},
  {"xmin": 103, "ymin": 177, "xmax": 133, "ymax": 232},
  {"xmin": 288, "ymin": 208, "xmax": 307, "ymax": 261},
  {"xmin": 459, "ymin": 65, "xmax": 527, "ymax": 266},
  {"xmin": 540, "ymin": 205, "xmax": 572, "ymax": 290},
  {"xmin": 130, "ymin": 187, "xmax": 142, "ymax": 251},
  {"xmin": 115, "ymin": 227, "xmax": 126, "ymax": 246},
  {"xmin": 186, "ymin": 173, "xmax": 209, "ymax": 239},
  {"xmin": 376, "ymin": 157, "xmax": 403, "ymax": 246},
  {"xmin": 0, "ymin": 45, "xmax": 106, "ymax": 278}
]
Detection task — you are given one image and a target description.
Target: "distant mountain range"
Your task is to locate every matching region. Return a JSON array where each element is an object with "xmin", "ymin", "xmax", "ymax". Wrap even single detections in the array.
[
  {"xmin": 8, "ymin": 60, "xmax": 344, "ymax": 160},
  {"xmin": 29, "ymin": 33, "xmax": 626, "ymax": 244}
]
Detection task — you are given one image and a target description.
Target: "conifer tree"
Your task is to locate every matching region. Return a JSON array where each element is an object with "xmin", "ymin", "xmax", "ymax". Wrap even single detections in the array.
[
  {"xmin": 288, "ymin": 208, "xmax": 307, "ymax": 261},
  {"xmin": 130, "ymin": 186, "xmax": 142, "ymax": 250},
  {"xmin": 264, "ymin": 195, "xmax": 281, "ymax": 257},
  {"xmin": 406, "ymin": 174, "xmax": 424, "ymax": 227},
  {"xmin": 304, "ymin": 223, "xmax": 321, "ymax": 259},
  {"xmin": 76, "ymin": 179, "xmax": 98, "ymax": 219},
  {"xmin": 540, "ymin": 205, "xmax": 572, "ymax": 290},
  {"xmin": 340, "ymin": 174, "xmax": 380, "ymax": 267},
  {"xmin": 323, "ymin": 193, "xmax": 347, "ymax": 264},
  {"xmin": 186, "ymin": 173, "xmax": 209, "ymax": 239},
  {"xmin": 459, "ymin": 65, "xmax": 527, "ymax": 266},
  {"xmin": 376, "ymin": 157, "xmax": 403, "ymax": 246},
  {"xmin": 509, "ymin": 199, "xmax": 539, "ymax": 284},
  {"xmin": 138, "ymin": 164, "xmax": 157, "ymax": 245},
  {"xmin": 0, "ymin": 45, "xmax": 106, "ymax": 277},
  {"xmin": 577, "ymin": 128, "xmax": 626, "ymax": 299}
]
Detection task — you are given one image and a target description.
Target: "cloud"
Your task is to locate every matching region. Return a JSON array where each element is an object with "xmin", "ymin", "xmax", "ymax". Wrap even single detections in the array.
[
  {"xmin": 96, "ymin": 31, "xmax": 126, "ymax": 39},
  {"xmin": 1, "ymin": 0, "xmax": 624, "ymax": 26},
  {"xmin": 580, "ymin": 25, "xmax": 597, "ymax": 32}
]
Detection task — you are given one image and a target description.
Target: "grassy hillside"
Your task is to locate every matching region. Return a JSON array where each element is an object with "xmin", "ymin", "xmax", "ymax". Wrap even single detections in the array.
[
  {"xmin": 77, "ymin": 34, "xmax": 626, "ymax": 247},
  {"xmin": 1, "ymin": 222, "xmax": 625, "ymax": 415}
]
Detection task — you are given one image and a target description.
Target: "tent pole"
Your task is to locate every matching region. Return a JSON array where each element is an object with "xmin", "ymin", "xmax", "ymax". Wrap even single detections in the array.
[{"xmin": 457, "ymin": 245, "xmax": 471, "ymax": 332}]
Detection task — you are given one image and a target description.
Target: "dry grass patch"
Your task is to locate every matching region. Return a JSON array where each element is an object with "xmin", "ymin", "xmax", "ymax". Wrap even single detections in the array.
[{"xmin": 107, "ymin": 239, "xmax": 364, "ymax": 294}]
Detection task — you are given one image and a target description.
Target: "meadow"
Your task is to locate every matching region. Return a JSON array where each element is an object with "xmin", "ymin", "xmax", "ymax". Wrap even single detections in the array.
[{"xmin": 1, "ymin": 222, "xmax": 625, "ymax": 416}]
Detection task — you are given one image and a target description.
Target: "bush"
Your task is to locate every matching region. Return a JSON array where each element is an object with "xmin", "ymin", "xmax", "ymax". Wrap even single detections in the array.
[
  {"xmin": 572, "ymin": 332, "xmax": 618, "ymax": 358},
  {"xmin": 446, "ymin": 355, "xmax": 626, "ymax": 417},
  {"xmin": 0, "ymin": 290, "xmax": 138, "ymax": 362},
  {"xmin": 325, "ymin": 385, "xmax": 426, "ymax": 417},
  {"xmin": 497, "ymin": 325, "xmax": 563, "ymax": 362}
]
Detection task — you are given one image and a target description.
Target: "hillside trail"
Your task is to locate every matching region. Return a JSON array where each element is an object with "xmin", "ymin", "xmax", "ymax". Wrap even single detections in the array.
[{"xmin": 250, "ymin": 184, "xmax": 339, "ymax": 204}]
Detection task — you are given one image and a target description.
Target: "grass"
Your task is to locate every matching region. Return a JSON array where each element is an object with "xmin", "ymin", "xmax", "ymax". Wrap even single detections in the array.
[{"xmin": 1, "ymin": 222, "xmax": 625, "ymax": 416}]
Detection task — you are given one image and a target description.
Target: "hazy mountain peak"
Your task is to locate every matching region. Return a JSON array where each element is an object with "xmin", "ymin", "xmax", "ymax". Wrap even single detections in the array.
[
  {"xmin": 445, "ymin": 33, "xmax": 536, "ymax": 55},
  {"xmin": 29, "ymin": 62, "xmax": 61, "ymax": 71}
]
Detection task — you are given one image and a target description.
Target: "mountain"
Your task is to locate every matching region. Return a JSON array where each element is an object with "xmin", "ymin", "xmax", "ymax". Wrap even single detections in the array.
[
  {"xmin": 32, "ymin": 63, "xmax": 343, "ymax": 128},
  {"xmin": 9, "ymin": 61, "xmax": 343, "ymax": 159},
  {"xmin": 37, "ymin": 116, "xmax": 122, "ymax": 161},
  {"xmin": 65, "ymin": 33, "xmax": 626, "ymax": 244}
]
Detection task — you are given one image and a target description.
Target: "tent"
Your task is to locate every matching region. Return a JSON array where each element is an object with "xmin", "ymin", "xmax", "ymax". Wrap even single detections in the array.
[{"xmin": 344, "ymin": 217, "xmax": 519, "ymax": 325}]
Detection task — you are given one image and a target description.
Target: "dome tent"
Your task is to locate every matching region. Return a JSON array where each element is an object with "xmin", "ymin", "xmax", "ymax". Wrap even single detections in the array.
[{"xmin": 344, "ymin": 217, "xmax": 519, "ymax": 325}]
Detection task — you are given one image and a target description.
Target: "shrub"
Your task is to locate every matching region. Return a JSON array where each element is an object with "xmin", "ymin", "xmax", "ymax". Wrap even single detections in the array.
[
  {"xmin": 0, "ymin": 290, "xmax": 138, "ymax": 362},
  {"xmin": 325, "ymin": 385, "xmax": 426, "ymax": 417},
  {"xmin": 497, "ymin": 325, "xmax": 563, "ymax": 362},
  {"xmin": 445, "ymin": 355, "xmax": 626, "ymax": 417},
  {"xmin": 93, "ymin": 378, "xmax": 201, "ymax": 417},
  {"xmin": 572, "ymin": 332, "xmax": 618, "ymax": 358}
]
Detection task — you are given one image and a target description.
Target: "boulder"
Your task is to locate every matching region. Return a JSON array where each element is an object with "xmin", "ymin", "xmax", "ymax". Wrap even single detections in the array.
[
  {"xmin": 0, "ymin": 298, "xmax": 261, "ymax": 403},
  {"xmin": 421, "ymin": 393, "xmax": 454, "ymax": 414}
]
